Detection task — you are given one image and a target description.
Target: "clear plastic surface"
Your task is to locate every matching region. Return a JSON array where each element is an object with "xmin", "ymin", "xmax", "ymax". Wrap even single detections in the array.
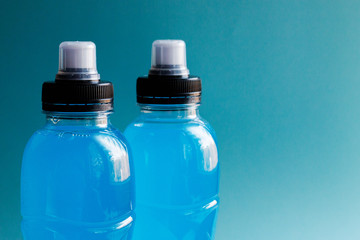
[
  {"xmin": 21, "ymin": 113, "xmax": 135, "ymax": 239},
  {"xmin": 149, "ymin": 40, "xmax": 189, "ymax": 76},
  {"xmin": 56, "ymin": 41, "xmax": 100, "ymax": 80},
  {"xmin": 124, "ymin": 105, "xmax": 219, "ymax": 240}
]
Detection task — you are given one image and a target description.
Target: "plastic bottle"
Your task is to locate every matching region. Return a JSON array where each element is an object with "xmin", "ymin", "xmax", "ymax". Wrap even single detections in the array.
[
  {"xmin": 125, "ymin": 40, "xmax": 219, "ymax": 240},
  {"xmin": 21, "ymin": 41, "xmax": 135, "ymax": 239}
]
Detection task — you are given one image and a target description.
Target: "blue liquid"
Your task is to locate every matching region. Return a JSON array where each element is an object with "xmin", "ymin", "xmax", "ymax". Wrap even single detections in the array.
[
  {"xmin": 21, "ymin": 115, "xmax": 135, "ymax": 239},
  {"xmin": 125, "ymin": 106, "xmax": 219, "ymax": 240}
]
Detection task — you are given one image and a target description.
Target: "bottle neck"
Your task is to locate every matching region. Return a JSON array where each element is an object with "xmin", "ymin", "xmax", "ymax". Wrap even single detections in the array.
[
  {"xmin": 139, "ymin": 104, "xmax": 200, "ymax": 121},
  {"xmin": 45, "ymin": 111, "xmax": 111, "ymax": 129}
]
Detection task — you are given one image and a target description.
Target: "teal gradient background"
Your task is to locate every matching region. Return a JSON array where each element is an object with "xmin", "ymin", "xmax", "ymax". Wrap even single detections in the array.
[{"xmin": 1, "ymin": 0, "xmax": 360, "ymax": 239}]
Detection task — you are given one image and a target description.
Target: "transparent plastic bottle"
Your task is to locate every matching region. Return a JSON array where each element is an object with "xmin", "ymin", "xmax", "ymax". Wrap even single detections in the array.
[
  {"xmin": 21, "ymin": 42, "xmax": 135, "ymax": 239},
  {"xmin": 125, "ymin": 40, "xmax": 219, "ymax": 240}
]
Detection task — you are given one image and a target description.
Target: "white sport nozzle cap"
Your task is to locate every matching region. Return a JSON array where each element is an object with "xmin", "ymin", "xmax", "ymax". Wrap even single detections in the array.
[
  {"xmin": 56, "ymin": 41, "xmax": 100, "ymax": 81},
  {"xmin": 149, "ymin": 40, "xmax": 189, "ymax": 76}
]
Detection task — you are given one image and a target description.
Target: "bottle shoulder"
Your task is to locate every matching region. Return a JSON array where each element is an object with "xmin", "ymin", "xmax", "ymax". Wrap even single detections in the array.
[
  {"xmin": 125, "ymin": 116, "xmax": 218, "ymax": 151},
  {"xmin": 22, "ymin": 124, "xmax": 133, "ymax": 184},
  {"xmin": 24, "ymin": 124, "xmax": 129, "ymax": 158},
  {"xmin": 124, "ymin": 116, "xmax": 218, "ymax": 169},
  {"xmin": 197, "ymin": 116, "xmax": 218, "ymax": 143}
]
